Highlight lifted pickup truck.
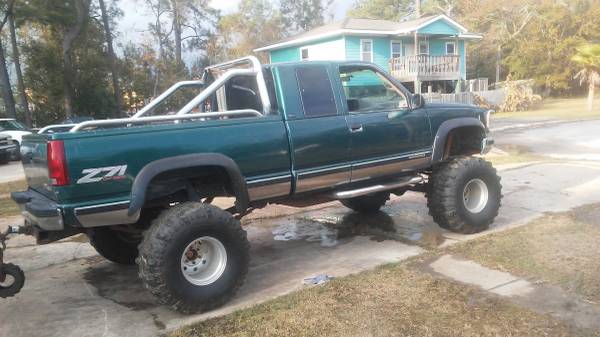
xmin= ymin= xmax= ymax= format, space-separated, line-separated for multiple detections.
xmin=1 ymin=56 xmax=501 ymax=312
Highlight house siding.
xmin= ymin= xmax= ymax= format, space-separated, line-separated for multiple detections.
xmin=270 ymin=47 xmax=300 ymax=63
xmin=269 ymin=37 xmax=345 ymax=63
xmin=418 ymin=20 xmax=460 ymax=35
xmin=345 ymin=36 xmax=390 ymax=71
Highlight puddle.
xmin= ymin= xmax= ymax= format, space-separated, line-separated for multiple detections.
xmin=272 ymin=205 xmax=445 ymax=248
xmin=82 ymin=261 xmax=158 ymax=311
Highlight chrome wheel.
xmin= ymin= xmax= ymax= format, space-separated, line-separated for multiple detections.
xmin=463 ymin=178 xmax=489 ymax=213
xmin=180 ymin=236 xmax=227 ymax=286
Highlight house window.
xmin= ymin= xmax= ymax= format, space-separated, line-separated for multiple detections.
xmin=360 ymin=39 xmax=373 ymax=62
xmin=418 ymin=41 xmax=429 ymax=55
xmin=300 ymin=47 xmax=309 ymax=61
xmin=446 ymin=42 xmax=456 ymax=55
xmin=391 ymin=41 xmax=402 ymax=59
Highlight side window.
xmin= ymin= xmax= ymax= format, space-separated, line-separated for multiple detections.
xmin=339 ymin=66 xmax=408 ymax=114
xmin=296 ymin=66 xmax=337 ymax=118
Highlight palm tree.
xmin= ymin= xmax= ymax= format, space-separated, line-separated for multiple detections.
xmin=572 ymin=44 xmax=600 ymax=112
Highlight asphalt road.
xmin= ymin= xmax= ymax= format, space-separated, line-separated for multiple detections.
xmin=1 ymin=119 xmax=600 ymax=337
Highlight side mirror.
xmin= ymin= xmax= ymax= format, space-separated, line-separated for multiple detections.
xmin=412 ymin=94 xmax=425 ymax=109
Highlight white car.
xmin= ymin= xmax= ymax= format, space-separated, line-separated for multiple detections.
xmin=0 ymin=118 xmax=32 ymax=160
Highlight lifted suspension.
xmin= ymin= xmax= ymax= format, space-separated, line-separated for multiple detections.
xmin=0 ymin=225 xmax=27 ymax=298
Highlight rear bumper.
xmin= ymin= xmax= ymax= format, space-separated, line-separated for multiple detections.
xmin=11 ymin=190 xmax=63 ymax=231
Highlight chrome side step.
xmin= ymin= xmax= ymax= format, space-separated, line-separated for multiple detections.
xmin=332 ymin=176 xmax=424 ymax=199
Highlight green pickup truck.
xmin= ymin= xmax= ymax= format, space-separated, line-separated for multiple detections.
xmin=1 ymin=56 xmax=501 ymax=313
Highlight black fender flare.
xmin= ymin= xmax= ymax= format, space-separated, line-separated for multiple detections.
xmin=431 ymin=117 xmax=486 ymax=162
xmin=128 ymin=153 xmax=249 ymax=215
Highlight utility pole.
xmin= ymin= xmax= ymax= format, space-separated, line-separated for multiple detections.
xmin=415 ymin=0 xmax=421 ymax=18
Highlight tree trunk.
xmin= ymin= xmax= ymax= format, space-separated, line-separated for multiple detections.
xmin=98 ymin=0 xmax=124 ymax=117
xmin=588 ymin=82 xmax=595 ymax=112
xmin=8 ymin=13 xmax=31 ymax=127
xmin=495 ymin=45 xmax=501 ymax=85
xmin=171 ymin=0 xmax=183 ymax=72
xmin=0 ymin=40 xmax=16 ymax=119
xmin=61 ymin=0 xmax=91 ymax=118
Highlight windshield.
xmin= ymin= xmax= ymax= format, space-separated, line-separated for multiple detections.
xmin=0 ymin=120 xmax=27 ymax=131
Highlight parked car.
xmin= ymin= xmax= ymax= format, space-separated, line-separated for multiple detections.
xmin=2 ymin=57 xmax=500 ymax=313
xmin=0 ymin=118 xmax=32 ymax=160
xmin=0 ymin=134 xmax=17 ymax=164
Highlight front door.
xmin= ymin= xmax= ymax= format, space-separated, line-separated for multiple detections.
xmin=284 ymin=64 xmax=352 ymax=193
xmin=335 ymin=64 xmax=432 ymax=183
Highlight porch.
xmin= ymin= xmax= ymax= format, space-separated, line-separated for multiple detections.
xmin=389 ymin=55 xmax=461 ymax=82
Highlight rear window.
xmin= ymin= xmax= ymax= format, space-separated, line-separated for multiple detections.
xmin=295 ymin=66 xmax=337 ymax=118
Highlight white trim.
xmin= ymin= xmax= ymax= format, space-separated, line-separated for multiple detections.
xmin=300 ymin=46 xmax=309 ymax=61
xmin=445 ymin=41 xmax=457 ymax=55
xmin=359 ymin=39 xmax=374 ymax=62
xmin=254 ymin=15 xmax=477 ymax=52
xmin=390 ymin=40 xmax=403 ymax=59
xmin=418 ymin=40 xmax=429 ymax=55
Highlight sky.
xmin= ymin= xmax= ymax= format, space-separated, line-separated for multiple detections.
xmin=117 ymin=0 xmax=355 ymax=47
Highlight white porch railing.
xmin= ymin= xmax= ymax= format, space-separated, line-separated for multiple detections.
xmin=390 ymin=55 xmax=460 ymax=81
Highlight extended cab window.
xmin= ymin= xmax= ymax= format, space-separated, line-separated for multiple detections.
xmin=296 ymin=66 xmax=337 ymax=117
xmin=339 ymin=66 xmax=408 ymax=114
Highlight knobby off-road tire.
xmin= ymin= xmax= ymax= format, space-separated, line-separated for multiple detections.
xmin=137 ymin=202 xmax=250 ymax=314
xmin=0 ymin=263 xmax=25 ymax=298
xmin=427 ymin=157 xmax=502 ymax=234
xmin=340 ymin=192 xmax=390 ymax=213
xmin=88 ymin=227 xmax=142 ymax=265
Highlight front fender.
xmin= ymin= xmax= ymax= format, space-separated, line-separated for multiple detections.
xmin=431 ymin=118 xmax=486 ymax=162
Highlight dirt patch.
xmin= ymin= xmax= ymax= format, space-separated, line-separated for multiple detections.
xmin=484 ymin=144 xmax=550 ymax=166
xmin=171 ymin=262 xmax=587 ymax=337
xmin=447 ymin=203 xmax=600 ymax=304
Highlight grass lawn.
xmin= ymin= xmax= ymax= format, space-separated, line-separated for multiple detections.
xmin=0 ymin=180 xmax=26 ymax=218
xmin=494 ymin=97 xmax=600 ymax=120
xmin=172 ymin=262 xmax=586 ymax=337
xmin=448 ymin=204 xmax=600 ymax=304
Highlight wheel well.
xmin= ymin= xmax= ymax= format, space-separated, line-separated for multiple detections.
xmin=442 ymin=126 xmax=485 ymax=160
xmin=143 ymin=166 xmax=234 ymax=209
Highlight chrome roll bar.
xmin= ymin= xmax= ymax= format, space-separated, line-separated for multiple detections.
xmin=38 ymin=124 xmax=78 ymax=134
xmin=62 ymin=56 xmax=270 ymax=133
xmin=69 ymin=109 xmax=261 ymax=132
xmin=132 ymin=80 xmax=205 ymax=118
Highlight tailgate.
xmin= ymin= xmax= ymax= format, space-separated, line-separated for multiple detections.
xmin=20 ymin=133 xmax=55 ymax=200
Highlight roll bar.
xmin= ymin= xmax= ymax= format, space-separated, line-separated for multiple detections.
xmin=61 ymin=56 xmax=270 ymax=133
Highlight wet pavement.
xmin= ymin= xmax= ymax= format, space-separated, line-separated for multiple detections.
xmin=1 ymin=120 xmax=600 ymax=336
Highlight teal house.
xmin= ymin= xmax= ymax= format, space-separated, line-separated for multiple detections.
xmin=255 ymin=14 xmax=482 ymax=94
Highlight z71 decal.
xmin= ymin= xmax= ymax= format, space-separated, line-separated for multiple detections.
xmin=77 ymin=165 xmax=128 ymax=184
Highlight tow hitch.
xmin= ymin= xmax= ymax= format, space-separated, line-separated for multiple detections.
xmin=0 ymin=225 xmax=27 ymax=298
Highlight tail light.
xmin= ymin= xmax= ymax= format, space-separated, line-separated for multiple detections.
xmin=47 ymin=140 xmax=69 ymax=186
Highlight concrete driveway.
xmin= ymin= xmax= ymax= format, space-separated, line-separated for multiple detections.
xmin=1 ymin=120 xmax=599 ymax=337
xmin=0 ymin=161 xmax=24 ymax=183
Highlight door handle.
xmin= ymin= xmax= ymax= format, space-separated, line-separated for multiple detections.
xmin=350 ymin=124 xmax=363 ymax=133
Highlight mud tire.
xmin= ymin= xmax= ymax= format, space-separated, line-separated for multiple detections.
xmin=0 ymin=263 xmax=25 ymax=298
xmin=137 ymin=202 xmax=250 ymax=314
xmin=340 ymin=192 xmax=390 ymax=213
xmin=427 ymin=157 xmax=502 ymax=234
xmin=88 ymin=227 xmax=141 ymax=265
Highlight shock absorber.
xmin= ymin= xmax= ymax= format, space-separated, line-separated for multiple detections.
xmin=0 ymin=226 xmax=26 ymax=298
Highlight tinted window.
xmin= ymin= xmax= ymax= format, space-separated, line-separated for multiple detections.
xmin=296 ymin=66 xmax=337 ymax=118
xmin=339 ymin=66 xmax=408 ymax=114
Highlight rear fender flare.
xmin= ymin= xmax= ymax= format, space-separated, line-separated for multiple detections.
xmin=128 ymin=153 xmax=249 ymax=215
xmin=431 ymin=118 xmax=486 ymax=162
